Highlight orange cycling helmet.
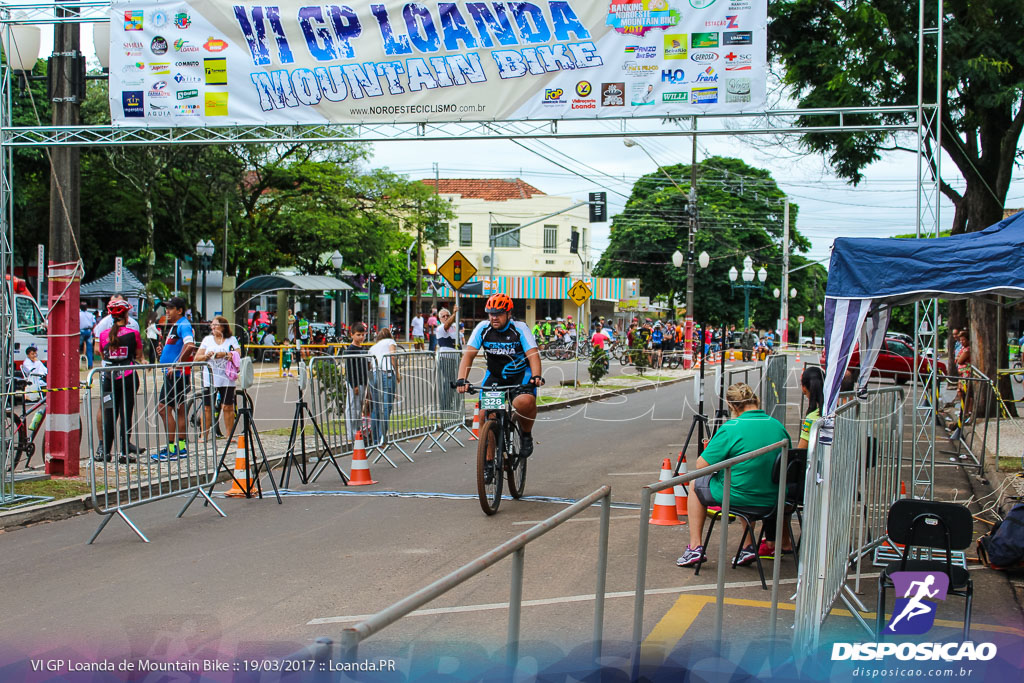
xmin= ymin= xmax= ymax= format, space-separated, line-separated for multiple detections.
xmin=485 ymin=293 xmax=514 ymax=314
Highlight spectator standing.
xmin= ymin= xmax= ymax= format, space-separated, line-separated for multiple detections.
xmin=427 ymin=308 xmax=439 ymax=351
xmin=97 ymin=300 xmax=143 ymax=464
xmin=145 ymin=314 xmax=159 ymax=364
xmin=435 ymin=306 xmax=459 ymax=349
xmin=342 ymin=323 xmax=370 ymax=439
xmin=677 ymin=384 xmax=791 ymax=567
xmin=155 ymin=297 xmax=197 ymax=461
xmin=194 ymin=315 xmax=240 ymax=439
xmin=740 ymin=327 xmax=757 ymax=362
xmin=93 ymin=295 xmax=142 ymax=454
xmin=368 ymin=328 xmax=401 ymax=447
xmin=541 ymin=317 xmax=553 ymax=341
xmin=650 ymin=322 xmax=664 ymax=369
xmin=411 ymin=311 xmax=425 ymax=350
xmin=79 ymin=301 xmax=96 ymax=369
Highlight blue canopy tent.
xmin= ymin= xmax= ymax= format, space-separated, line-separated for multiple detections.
xmin=821 ymin=210 xmax=1024 ymax=435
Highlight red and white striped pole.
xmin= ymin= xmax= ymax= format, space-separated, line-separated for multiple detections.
xmin=44 ymin=261 xmax=82 ymax=477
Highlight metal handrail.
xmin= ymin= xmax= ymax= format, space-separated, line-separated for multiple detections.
xmin=631 ymin=439 xmax=790 ymax=663
xmin=337 ymin=486 xmax=613 ymax=669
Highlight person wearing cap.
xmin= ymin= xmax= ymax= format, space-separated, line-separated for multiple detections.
xmin=97 ymin=299 xmax=144 ymax=464
xmin=541 ymin=317 xmax=552 ymax=340
xmin=93 ymin=295 xmax=142 ymax=454
xmin=155 ymin=296 xmax=197 ymax=461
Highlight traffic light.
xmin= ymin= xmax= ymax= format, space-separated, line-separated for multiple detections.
xmin=588 ymin=191 xmax=607 ymax=223
xmin=570 ymin=230 xmax=580 ymax=254
xmin=453 ymin=259 xmax=462 ymax=281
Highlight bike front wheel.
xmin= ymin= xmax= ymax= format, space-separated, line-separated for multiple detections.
xmin=476 ymin=419 xmax=503 ymax=515
xmin=506 ymin=422 xmax=527 ymax=499
xmin=1013 ymin=360 xmax=1023 ymax=384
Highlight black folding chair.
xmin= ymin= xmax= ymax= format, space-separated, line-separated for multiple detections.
xmin=876 ymin=499 xmax=973 ymax=641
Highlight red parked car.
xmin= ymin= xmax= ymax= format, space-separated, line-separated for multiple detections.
xmin=821 ymin=337 xmax=947 ymax=384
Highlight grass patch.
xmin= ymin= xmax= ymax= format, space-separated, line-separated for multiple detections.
xmin=15 ymin=478 xmax=96 ymax=500
xmin=619 ymin=374 xmax=676 ymax=382
xmin=997 ymin=456 xmax=1024 ymax=472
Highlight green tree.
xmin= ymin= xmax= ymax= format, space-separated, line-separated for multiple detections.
xmin=770 ymin=0 xmax=1024 ymax=401
xmin=595 ymin=157 xmax=824 ymax=331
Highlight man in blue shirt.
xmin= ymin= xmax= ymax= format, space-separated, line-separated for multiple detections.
xmin=156 ymin=297 xmax=197 ymax=460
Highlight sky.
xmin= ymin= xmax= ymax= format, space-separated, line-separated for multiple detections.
xmin=367 ymin=127 xmax=1024 ymax=276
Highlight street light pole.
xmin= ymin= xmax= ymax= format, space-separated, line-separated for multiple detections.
xmin=331 ymin=250 xmax=344 ymax=337
xmin=729 ymin=257 xmax=767 ymax=330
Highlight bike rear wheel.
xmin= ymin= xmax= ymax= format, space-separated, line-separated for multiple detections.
xmin=476 ymin=419 xmax=503 ymax=515
xmin=506 ymin=421 xmax=527 ymax=499
xmin=4 ymin=411 xmax=29 ymax=471
xmin=1013 ymin=360 xmax=1023 ymax=383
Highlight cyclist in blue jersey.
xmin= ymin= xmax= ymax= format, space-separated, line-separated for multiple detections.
xmin=456 ymin=293 xmax=544 ymax=457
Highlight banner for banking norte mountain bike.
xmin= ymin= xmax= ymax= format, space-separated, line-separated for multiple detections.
xmin=109 ymin=1 xmax=766 ymax=126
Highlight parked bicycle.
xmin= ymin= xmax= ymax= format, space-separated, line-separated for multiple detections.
xmin=453 ymin=381 xmax=529 ymax=515
xmin=4 ymin=375 xmax=47 ymax=472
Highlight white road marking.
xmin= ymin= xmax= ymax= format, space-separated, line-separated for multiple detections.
xmin=511 ymin=514 xmax=640 ymax=526
xmin=306 ymin=578 xmax=800 ymax=625
xmin=606 ymin=472 xmax=659 ymax=476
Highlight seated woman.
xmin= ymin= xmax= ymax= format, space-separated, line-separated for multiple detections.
xmin=677 ymin=383 xmax=791 ymax=568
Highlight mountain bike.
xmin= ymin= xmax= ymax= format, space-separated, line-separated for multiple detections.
xmin=454 ymin=382 xmax=529 ymax=515
xmin=4 ymin=376 xmax=47 ymax=472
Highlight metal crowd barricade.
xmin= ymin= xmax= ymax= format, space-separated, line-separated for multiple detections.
xmin=435 ymin=348 xmax=468 ymax=446
xmin=334 ymin=487 xmax=612 ymax=670
xmin=792 ymin=386 xmax=904 ymax=656
xmin=762 ymin=353 xmax=788 ymax=424
xmin=726 ymin=363 xmax=763 ymax=392
xmin=631 ymin=439 xmax=790 ymax=670
xmin=370 ymin=350 xmax=443 ymax=467
xmin=83 ymin=361 xmax=224 ymax=543
xmin=939 ymin=365 xmax=993 ymax=471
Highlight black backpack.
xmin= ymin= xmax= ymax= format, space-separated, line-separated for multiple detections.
xmin=978 ymin=502 xmax=1024 ymax=569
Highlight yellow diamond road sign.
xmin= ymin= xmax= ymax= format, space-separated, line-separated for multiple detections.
xmin=438 ymin=251 xmax=477 ymax=291
xmin=569 ymin=280 xmax=592 ymax=306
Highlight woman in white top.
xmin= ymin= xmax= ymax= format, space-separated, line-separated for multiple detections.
xmin=145 ymin=313 xmax=159 ymax=364
xmin=194 ymin=315 xmax=240 ymax=437
xmin=367 ymin=328 xmax=401 ymax=446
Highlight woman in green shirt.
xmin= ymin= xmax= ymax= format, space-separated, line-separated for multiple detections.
xmin=677 ymin=383 xmax=791 ymax=568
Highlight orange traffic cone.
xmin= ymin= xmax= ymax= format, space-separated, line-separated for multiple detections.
xmin=470 ymin=402 xmax=481 ymax=441
xmin=348 ymin=430 xmax=378 ymax=486
xmin=900 ymin=481 xmax=907 ymax=496
xmin=675 ymin=454 xmax=689 ymax=516
xmin=224 ymin=435 xmax=251 ymax=497
xmin=650 ymin=458 xmax=683 ymax=526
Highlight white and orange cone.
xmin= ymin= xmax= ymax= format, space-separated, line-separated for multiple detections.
xmin=348 ymin=430 xmax=378 ymax=486
xmin=470 ymin=402 xmax=481 ymax=441
xmin=650 ymin=458 xmax=683 ymax=526
xmin=674 ymin=453 xmax=689 ymax=517
xmin=224 ymin=435 xmax=251 ymax=497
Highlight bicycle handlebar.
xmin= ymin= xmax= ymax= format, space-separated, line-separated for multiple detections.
xmin=450 ymin=381 xmax=530 ymax=395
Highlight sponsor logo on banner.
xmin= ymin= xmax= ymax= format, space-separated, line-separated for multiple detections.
xmin=571 ymin=98 xmax=595 ymax=110
xmin=729 ymin=1 xmax=753 ymax=9
xmin=149 ymin=63 xmax=170 ymax=75
xmin=205 ymin=92 xmax=229 ymax=116
xmin=174 ymin=12 xmax=192 ymax=30
xmin=692 ymin=87 xmax=718 ymax=104
xmin=725 ymin=78 xmax=750 ymax=102
xmin=121 ymin=78 xmax=145 ymax=87
xmin=695 ymin=66 xmax=719 ymax=83
xmin=203 ymin=37 xmax=229 ymax=52
xmin=174 ymin=60 xmax=201 ymax=68
xmin=176 ymin=89 xmax=199 ymax=100
xmin=151 ymin=10 xmax=169 ymax=29
xmin=174 ymin=103 xmax=201 ymax=116
xmin=121 ymin=62 xmax=145 ymax=73
xmin=664 ymin=34 xmax=687 ymax=59
xmin=174 ymin=39 xmax=199 ymax=53
xmin=174 ymin=72 xmax=201 ymax=84
xmin=662 ymin=91 xmax=688 ymax=102
xmin=204 ymin=58 xmax=227 ymax=85
xmin=691 ymin=51 xmax=719 ymax=64
xmin=601 ymin=82 xmax=624 ymax=106
xmin=575 ymin=81 xmax=592 ymax=97
xmin=622 ymin=61 xmax=659 ymax=78
xmin=690 ymin=0 xmax=718 ymax=8
xmin=691 ymin=32 xmax=719 ymax=48
xmin=661 ymin=68 xmax=686 ymax=84
xmin=150 ymin=36 xmax=168 ymax=55
xmin=705 ymin=16 xmax=740 ymax=29
xmin=122 ymin=91 xmax=144 ymax=117
xmin=630 ymin=82 xmax=656 ymax=106
xmin=148 ymin=101 xmax=169 ymax=110
xmin=148 ymin=89 xmax=170 ymax=99
xmin=124 ymin=11 xmax=143 ymax=31
xmin=607 ymin=1 xmax=681 ymax=37
xmin=122 ymin=41 xmax=144 ymax=56
xmin=543 ymin=88 xmax=565 ymax=105
xmin=151 ymin=80 xmax=168 ymax=91
xmin=724 ymin=31 xmax=753 ymax=45
xmin=625 ymin=45 xmax=658 ymax=60
xmin=725 ymin=51 xmax=752 ymax=70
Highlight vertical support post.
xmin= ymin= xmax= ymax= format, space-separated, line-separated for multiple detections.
xmin=45 ymin=11 xmax=83 ymax=477
xmin=780 ymin=199 xmax=790 ymax=347
xmin=683 ymin=117 xmax=698 ymax=369
xmin=593 ymin=492 xmax=610 ymax=660
xmin=715 ymin=467 xmax=731 ymax=646
xmin=507 ymin=547 xmax=525 ymax=672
